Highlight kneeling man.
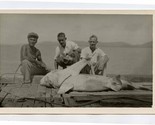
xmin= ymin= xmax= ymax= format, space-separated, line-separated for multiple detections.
xmin=54 ymin=32 xmax=81 ymax=69
xmin=80 ymin=35 xmax=109 ymax=76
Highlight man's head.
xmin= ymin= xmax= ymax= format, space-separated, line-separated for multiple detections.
xmin=88 ymin=35 xmax=98 ymax=50
xmin=57 ymin=32 xmax=67 ymax=48
xmin=27 ymin=32 xmax=39 ymax=47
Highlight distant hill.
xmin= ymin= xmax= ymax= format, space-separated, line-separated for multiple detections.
xmin=73 ymin=41 xmax=132 ymax=47
xmin=136 ymin=41 xmax=152 ymax=48
xmin=99 ymin=41 xmax=132 ymax=47
xmin=1 ymin=41 xmax=152 ymax=48
xmin=75 ymin=41 xmax=152 ymax=48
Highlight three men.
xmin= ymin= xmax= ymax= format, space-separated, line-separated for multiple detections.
xmin=80 ymin=35 xmax=109 ymax=76
xmin=54 ymin=32 xmax=81 ymax=69
xmin=20 ymin=32 xmax=49 ymax=83
xmin=20 ymin=32 xmax=109 ymax=84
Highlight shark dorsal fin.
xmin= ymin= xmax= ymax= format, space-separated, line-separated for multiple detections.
xmin=58 ymin=59 xmax=88 ymax=85
xmin=57 ymin=81 xmax=74 ymax=94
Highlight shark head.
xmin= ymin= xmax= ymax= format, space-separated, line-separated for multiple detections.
xmin=108 ymin=75 xmax=122 ymax=91
xmin=40 ymin=70 xmax=60 ymax=88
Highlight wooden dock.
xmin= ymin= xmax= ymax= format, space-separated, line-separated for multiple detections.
xmin=0 ymin=74 xmax=153 ymax=107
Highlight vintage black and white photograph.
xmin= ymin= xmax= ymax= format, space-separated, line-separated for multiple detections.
xmin=0 ymin=12 xmax=153 ymax=109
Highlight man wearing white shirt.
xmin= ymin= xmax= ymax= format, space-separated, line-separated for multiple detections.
xmin=80 ymin=35 xmax=109 ymax=75
xmin=54 ymin=32 xmax=81 ymax=69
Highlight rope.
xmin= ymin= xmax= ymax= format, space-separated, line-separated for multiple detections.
xmin=13 ymin=64 xmax=21 ymax=83
xmin=0 ymin=64 xmax=22 ymax=84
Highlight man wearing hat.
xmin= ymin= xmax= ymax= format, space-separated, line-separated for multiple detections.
xmin=20 ymin=32 xmax=49 ymax=84
xmin=54 ymin=32 xmax=81 ymax=69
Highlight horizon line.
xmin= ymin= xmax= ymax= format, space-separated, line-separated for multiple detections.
xmin=0 ymin=40 xmax=152 ymax=46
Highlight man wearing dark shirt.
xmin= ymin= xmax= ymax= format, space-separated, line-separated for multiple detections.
xmin=20 ymin=32 xmax=49 ymax=83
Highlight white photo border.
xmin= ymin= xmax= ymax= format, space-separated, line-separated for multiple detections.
xmin=0 ymin=10 xmax=154 ymax=114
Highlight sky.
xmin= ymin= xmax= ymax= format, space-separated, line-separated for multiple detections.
xmin=0 ymin=14 xmax=153 ymax=45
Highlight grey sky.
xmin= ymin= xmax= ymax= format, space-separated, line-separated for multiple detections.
xmin=0 ymin=14 xmax=152 ymax=45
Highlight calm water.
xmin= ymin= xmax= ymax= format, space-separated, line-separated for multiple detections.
xmin=0 ymin=42 xmax=152 ymax=76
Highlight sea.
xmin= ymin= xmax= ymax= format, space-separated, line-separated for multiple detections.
xmin=0 ymin=42 xmax=152 ymax=76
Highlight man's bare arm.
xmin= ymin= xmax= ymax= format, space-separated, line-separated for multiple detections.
xmin=20 ymin=45 xmax=37 ymax=64
xmin=102 ymin=55 xmax=109 ymax=65
xmin=36 ymin=51 xmax=48 ymax=68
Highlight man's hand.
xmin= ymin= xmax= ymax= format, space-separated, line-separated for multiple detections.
xmin=88 ymin=60 xmax=96 ymax=67
xmin=85 ymin=57 xmax=91 ymax=61
xmin=63 ymin=55 xmax=73 ymax=64
xmin=67 ymin=50 xmax=74 ymax=57
xmin=36 ymin=60 xmax=46 ymax=68
xmin=65 ymin=55 xmax=73 ymax=61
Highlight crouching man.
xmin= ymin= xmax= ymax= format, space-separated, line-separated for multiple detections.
xmin=20 ymin=32 xmax=49 ymax=84
xmin=54 ymin=32 xmax=81 ymax=69
xmin=80 ymin=35 xmax=109 ymax=76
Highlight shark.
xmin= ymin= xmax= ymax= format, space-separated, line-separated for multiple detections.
xmin=40 ymin=59 xmax=151 ymax=94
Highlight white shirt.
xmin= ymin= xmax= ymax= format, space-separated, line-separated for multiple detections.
xmin=54 ymin=41 xmax=79 ymax=60
xmin=81 ymin=47 xmax=106 ymax=64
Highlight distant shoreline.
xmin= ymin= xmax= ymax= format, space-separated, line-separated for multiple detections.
xmin=0 ymin=41 xmax=152 ymax=48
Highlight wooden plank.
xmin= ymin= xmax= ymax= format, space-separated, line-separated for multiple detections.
xmin=0 ymin=74 xmax=43 ymax=85
xmin=2 ymin=83 xmax=23 ymax=95
xmin=0 ymin=84 xmax=8 ymax=103
xmin=51 ymin=88 xmax=64 ymax=107
xmin=69 ymin=90 xmax=152 ymax=96
xmin=0 ymin=83 xmax=7 ymax=90
xmin=45 ymin=88 xmax=52 ymax=107
xmin=21 ymin=84 xmax=35 ymax=107
xmin=0 ymin=74 xmax=23 ymax=84
xmin=34 ymin=94 xmax=46 ymax=107
xmin=37 ymin=84 xmax=47 ymax=94
xmin=27 ymin=83 xmax=39 ymax=98
xmin=16 ymin=83 xmax=37 ymax=107
xmin=52 ymin=94 xmax=64 ymax=107
xmin=2 ymin=84 xmax=14 ymax=94
xmin=17 ymin=83 xmax=45 ymax=107
xmin=0 ymin=91 xmax=9 ymax=107
xmin=34 ymin=84 xmax=46 ymax=107
xmin=22 ymin=98 xmax=35 ymax=107
xmin=63 ymin=94 xmax=77 ymax=107
xmin=31 ymin=75 xmax=43 ymax=84
xmin=99 ymin=96 xmax=152 ymax=107
xmin=12 ymin=84 xmax=30 ymax=98
xmin=1 ymin=93 xmax=16 ymax=107
xmin=0 ymin=83 xmax=24 ymax=107
xmin=8 ymin=83 xmax=25 ymax=107
xmin=14 ymin=96 xmax=24 ymax=107
xmin=63 ymin=94 xmax=70 ymax=106
xmin=61 ymin=86 xmax=153 ymax=107
xmin=0 ymin=83 xmax=17 ymax=107
xmin=51 ymin=88 xmax=58 ymax=99
xmin=73 ymin=94 xmax=152 ymax=102
xmin=67 ymin=93 xmax=152 ymax=107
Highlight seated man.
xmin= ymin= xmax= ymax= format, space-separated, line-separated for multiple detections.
xmin=20 ymin=32 xmax=49 ymax=84
xmin=80 ymin=35 xmax=109 ymax=76
xmin=54 ymin=32 xmax=81 ymax=69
